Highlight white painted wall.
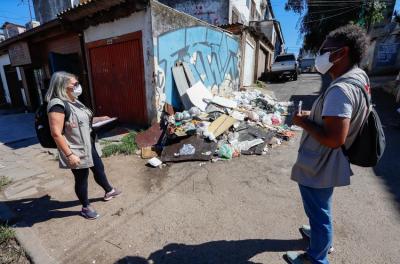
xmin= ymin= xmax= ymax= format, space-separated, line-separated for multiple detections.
xmin=243 ymin=40 xmax=255 ymax=86
xmin=229 ymin=0 xmax=264 ymax=25
xmin=0 ymin=54 xmax=11 ymax=104
xmin=84 ymin=10 xmax=155 ymax=123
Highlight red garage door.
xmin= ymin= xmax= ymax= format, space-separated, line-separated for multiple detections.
xmin=87 ymin=31 xmax=147 ymax=125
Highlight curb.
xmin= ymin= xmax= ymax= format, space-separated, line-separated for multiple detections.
xmin=0 ymin=201 xmax=58 ymax=264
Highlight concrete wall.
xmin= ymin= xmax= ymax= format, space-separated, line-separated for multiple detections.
xmin=158 ymin=0 xmax=229 ymax=25
xmin=229 ymin=0 xmax=264 ymax=24
xmin=84 ymin=10 xmax=156 ymax=123
xmin=152 ymin=2 xmax=241 ymax=113
xmin=158 ymin=0 xmax=265 ymax=26
xmin=0 ymin=54 xmax=11 ymax=104
xmin=33 ymin=0 xmax=75 ymax=24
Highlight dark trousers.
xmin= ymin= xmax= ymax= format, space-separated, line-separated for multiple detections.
xmin=71 ymin=146 xmax=113 ymax=207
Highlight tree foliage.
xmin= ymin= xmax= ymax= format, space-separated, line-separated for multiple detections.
xmin=285 ymin=0 xmax=389 ymax=51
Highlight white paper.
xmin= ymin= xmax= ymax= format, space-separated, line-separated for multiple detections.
xmin=212 ymin=96 xmax=238 ymax=109
xmin=186 ymin=81 xmax=214 ymax=112
xmin=148 ymin=157 xmax=162 ymax=167
xmin=92 ymin=117 xmax=118 ymax=128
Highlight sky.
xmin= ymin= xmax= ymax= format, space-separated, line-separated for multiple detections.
xmin=0 ymin=0 xmax=399 ymax=54
xmin=0 ymin=0 xmax=35 ymax=27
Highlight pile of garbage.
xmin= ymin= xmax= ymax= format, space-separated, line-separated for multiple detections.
xmin=137 ymin=81 xmax=301 ymax=167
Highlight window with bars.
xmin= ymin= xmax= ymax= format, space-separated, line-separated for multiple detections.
xmin=251 ymin=0 xmax=256 ymax=20
xmin=232 ymin=10 xmax=239 ymax=24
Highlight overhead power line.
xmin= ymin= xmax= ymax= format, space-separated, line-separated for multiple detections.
xmin=303 ymin=6 xmax=360 ymax=23
xmin=306 ymin=5 xmax=360 ymax=14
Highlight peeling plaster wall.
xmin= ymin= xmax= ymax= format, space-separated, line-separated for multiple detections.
xmin=158 ymin=0 xmax=229 ymax=25
xmin=229 ymin=0 xmax=264 ymax=25
xmin=152 ymin=2 xmax=241 ymax=114
xmin=83 ymin=10 xmax=156 ymax=124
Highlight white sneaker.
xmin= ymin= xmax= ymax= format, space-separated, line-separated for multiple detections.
xmin=300 ymin=225 xmax=335 ymax=254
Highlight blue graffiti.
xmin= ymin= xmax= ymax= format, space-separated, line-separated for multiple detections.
xmin=155 ymin=26 xmax=240 ymax=108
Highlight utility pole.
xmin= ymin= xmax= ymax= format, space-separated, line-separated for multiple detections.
xmin=27 ymin=0 xmax=33 ymax=22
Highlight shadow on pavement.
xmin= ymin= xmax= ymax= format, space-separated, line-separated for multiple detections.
xmin=371 ymin=89 xmax=400 ymax=214
xmin=115 ymin=238 xmax=307 ymax=264
xmin=4 ymin=137 xmax=39 ymax=149
xmin=2 ymin=195 xmax=104 ymax=226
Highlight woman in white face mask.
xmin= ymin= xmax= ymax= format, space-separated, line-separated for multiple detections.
xmin=45 ymin=71 xmax=121 ymax=220
xmin=286 ymin=25 xmax=370 ymax=264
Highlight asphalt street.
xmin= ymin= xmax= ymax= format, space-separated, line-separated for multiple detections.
xmin=0 ymin=74 xmax=399 ymax=264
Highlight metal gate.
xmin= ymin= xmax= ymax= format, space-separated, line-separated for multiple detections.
xmin=87 ymin=31 xmax=147 ymax=125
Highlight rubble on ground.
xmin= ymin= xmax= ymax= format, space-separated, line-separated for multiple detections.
xmin=139 ymin=81 xmax=301 ymax=168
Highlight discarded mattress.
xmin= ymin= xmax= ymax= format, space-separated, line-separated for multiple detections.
xmin=161 ymin=136 xmax=217 ymax=162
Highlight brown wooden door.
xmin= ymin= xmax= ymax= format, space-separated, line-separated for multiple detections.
xmin=3 ymin=65 xmax=24 ymax=108
xmin=87 ymin=31 xmax=147 ymax=125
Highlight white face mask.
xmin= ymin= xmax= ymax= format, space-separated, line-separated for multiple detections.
xmin=315 ymin=52 xmax=333 ymax=74
xmin=315 ymin=48 xmax=344 ymax=74
xmin=72 ymin=84 xmax=82 ymax=98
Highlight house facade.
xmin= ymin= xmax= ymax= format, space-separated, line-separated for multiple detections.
xmin=1 ymin=23 xmax=26 ymax=40
xmin=0 ymin=0 xmax=240 ymax=125
xmin=0 ymin=19 xmax=90 ymax=111
xmin=158 ymin=0 xmax=283 ymax=87
xmin=60 ymin=0 xmax=241 ymax=124
xmin=158 ymin=0 xmax=268 ymax=26
xmin=0 ymin=0 xmax=285 ymax=126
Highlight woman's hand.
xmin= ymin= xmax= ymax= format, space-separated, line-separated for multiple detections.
xmin=67 ymin=154 xmax=81 ymax=168
xmin=292 ymin=112 xmax=309 ymax=128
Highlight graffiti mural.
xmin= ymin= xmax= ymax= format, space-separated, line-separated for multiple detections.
xmin=154 ymin=26 xmax=240 ymax=111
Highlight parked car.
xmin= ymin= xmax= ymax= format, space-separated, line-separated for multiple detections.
xmin=270 ymin=53 xmax=298 ymax=81
xmin=299 ymin=58 xmax=316 ymax=73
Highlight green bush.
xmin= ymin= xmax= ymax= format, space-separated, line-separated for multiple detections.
xmin=102 ymin=132 xmax=137 ymax=157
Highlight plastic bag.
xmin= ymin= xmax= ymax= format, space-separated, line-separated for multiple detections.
xmin=189 ymin=107 xmax=201 ymax=117
xmin=218 ymin=144 xmax=234 ymax=159
xmin=179 ymin=144 xmax=196 ymax=156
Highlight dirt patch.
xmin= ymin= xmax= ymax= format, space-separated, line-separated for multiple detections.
xmin=141 ymin=164 xmax=170 ymax=193
xmin=0 ymin=226 xmax=31 ymax=264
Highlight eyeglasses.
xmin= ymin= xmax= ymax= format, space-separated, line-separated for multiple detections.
xmin=318 ymin=47 xmax=342 ymax=56
xmin=69 ymin=82 xmax=80 ymax=88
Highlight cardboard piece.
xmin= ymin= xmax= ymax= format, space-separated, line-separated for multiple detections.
xmin=141 ymin=146 xmax=158 ymax=159
xmin=208 ymin=114 xmax=236 ymax=138
xmin=186 ymin=81 xmax=213 ymax=112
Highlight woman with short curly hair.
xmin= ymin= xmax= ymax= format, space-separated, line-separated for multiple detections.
xmin=286 ymin=24 xmax=370 ymax=264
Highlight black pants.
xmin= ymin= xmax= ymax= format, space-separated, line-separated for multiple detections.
xmin=71 ymin=145 xmax=113 ymax=207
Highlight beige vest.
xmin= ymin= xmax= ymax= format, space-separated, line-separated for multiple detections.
xmin=47 ymin=98 xmax=94 ymax=169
